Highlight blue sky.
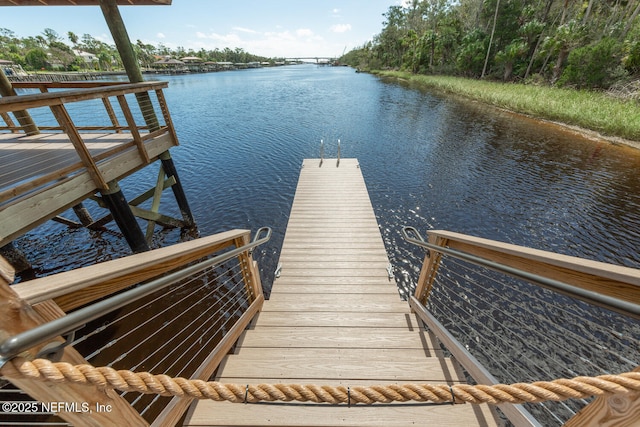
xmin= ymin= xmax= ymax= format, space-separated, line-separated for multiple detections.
xmin=1 ymin=1 xmax=407 ymax=58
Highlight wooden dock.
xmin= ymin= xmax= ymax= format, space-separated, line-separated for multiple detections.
xmin=184 ymin=159 xmax=499 ymax=426
xmin=0 ymin=81 xmax=194 ymax=252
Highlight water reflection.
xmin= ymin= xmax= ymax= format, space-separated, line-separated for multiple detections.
xmin=11 ymin=64 xmax=640 ymax=425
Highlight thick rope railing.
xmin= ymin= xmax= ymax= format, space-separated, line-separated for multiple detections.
xmin=2 ymin=358 xmax=639 ymax=406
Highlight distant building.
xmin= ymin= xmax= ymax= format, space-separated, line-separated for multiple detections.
xmin=73 ymin=50 xmax=98 ymax=67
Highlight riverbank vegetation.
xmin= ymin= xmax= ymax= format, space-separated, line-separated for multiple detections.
xmin=375 ymin=71 xmax=640 ymax=141
xmin=341 ymin=0 xmax=640 ymax=142
xmin=342 ymin=0 xmax=640 ymax=91
xmin=0 ymin=28 xmax=271 ymax=72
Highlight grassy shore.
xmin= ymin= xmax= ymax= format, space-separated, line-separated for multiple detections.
xmin=373 ymin=70 xmax=640 ymax=144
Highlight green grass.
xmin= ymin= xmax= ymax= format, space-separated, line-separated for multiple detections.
xmin=373 ymin=70 xmax=640 ymax=142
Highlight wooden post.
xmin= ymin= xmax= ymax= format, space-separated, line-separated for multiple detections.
xmin=0 ymin=69 xmax=39 ymax=135
xmin=100 ymin=181 xmax=150 ymax=253
xmin=413 ymin=235 xmax=449 ymax=306
xmin=72 ymin=203 xmax=94 ymax=227
xmin=234 ymin=234 xmax=256 ymax=301
xmin=100 ymin=0 xmax=196 ymax=230
xmin=564 ymin=366 xmax=640 ymax=427
xmin=0 ymin=242 xmax=30 ymax=274
xmin=159 ymin=151 xmax=195 ymax=227
xmin=99 ymin=0 xmax=159 ymax=130
xmin=0 ymin=256 xmax=148 ymax=426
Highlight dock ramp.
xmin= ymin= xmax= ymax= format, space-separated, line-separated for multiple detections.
xmin=184 ymin=159 xmax=499 ymax=426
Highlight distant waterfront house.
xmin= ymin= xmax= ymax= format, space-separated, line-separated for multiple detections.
xmin=180 ymin=56 xmax=205 ymax=72
xmin=152 ymin=58 xmax=187 ymax=73
xmin=73 ymin=49 xmax=98 ymax=68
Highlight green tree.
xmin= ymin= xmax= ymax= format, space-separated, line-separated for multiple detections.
xmin=24 ymin=47 xmax=47 ymax=70
xmin=559 ymin=37 xmax=627 ymax=88
xmin=495 ymin=40 xmax=528 ymax=80
xmin=67 ymin=31 xmax=79 ymax=47
xmin=456 ymin=29 xmax=488 ymax=76
xmin=550 ymin=20 xmax=586 ymax=83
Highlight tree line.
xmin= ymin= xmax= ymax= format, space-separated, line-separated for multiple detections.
xmin=0 ymin=28 xmax=271 ymax=72
xmin=342 ymin=0 xmax=640 ymax=89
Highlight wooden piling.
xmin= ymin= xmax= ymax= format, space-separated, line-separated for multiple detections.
xmin=100 ymin=0 xmax=195 ymax=230
xmin=160 ymin=152 xmax=195 ymax=227
xmin=101 ymin=181 xmax=150 ymax=253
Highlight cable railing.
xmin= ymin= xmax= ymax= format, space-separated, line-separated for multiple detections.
xmin=402 ymin=226 xmax=640 ymax=426
xmin=0 ymin=227 xmax=270 ymax=426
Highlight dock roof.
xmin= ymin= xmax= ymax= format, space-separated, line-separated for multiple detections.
xmin=0 ymin=0 xmax=170 ymax=5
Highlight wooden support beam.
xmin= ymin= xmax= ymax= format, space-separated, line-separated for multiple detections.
xmin=0 ymin=256 xmax=148 ymax=427
xmin=49 ymin=104 xmax=109 ymax=191
xmin=102 ymin=97 xmax=123 ymax=133
xmin=0 ymin=111 xmax=18 ymax=132
xmin=159 ymin=151 xmax=195 ymax=227
xmin=130 ymin=205 xmax=184 ymax=228
xmin=144 ymin=164 xmax=166 ymax=241
xmin=99 ymin=0 xmax=144 ymax=84
xmin=100 ymin=181 xmax=149 ymax=253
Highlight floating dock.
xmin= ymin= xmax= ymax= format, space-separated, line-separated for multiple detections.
xmin=184 ymin=159 xmax=499 ymax=426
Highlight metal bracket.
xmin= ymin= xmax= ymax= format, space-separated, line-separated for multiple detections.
xmin=35 ymin=331 xmax=76 ymax=361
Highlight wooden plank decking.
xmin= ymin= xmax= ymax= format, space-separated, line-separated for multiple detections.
xmin=0 ymin=131 xmax=175 ymax=245
xmin=183 ymin=159 xmax=499 ymax=426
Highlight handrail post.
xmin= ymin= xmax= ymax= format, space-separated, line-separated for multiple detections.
xmin=0 ymin=256 xmax=148 ymax=426
xmin=414 ymin=233 xmax=448 ymax=305
xmin=234 ymin=228 xmax=269 ymax=302
xmin=0 ymin=70 xmax=39 ymax=135
xmin=404 ymin=226 xmax=448 ymax=305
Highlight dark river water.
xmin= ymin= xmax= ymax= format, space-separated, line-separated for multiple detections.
xmin=18 ymin=64 xmax=640 ymax=285
xmin=12 ymin=64 xmax=640 ymax=425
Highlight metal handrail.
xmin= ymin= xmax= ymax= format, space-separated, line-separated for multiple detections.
xmin=402 ymin=226 xmax=640 ymax=319
xmin=0 ymin=227 xmax=271 ymax=367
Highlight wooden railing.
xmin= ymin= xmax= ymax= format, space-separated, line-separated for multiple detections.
xmin=0 ymin=81 xmax=175 ymax=196
xmin=1 ymin=228 xmax=267 ymax=426
xmin=412 ymin=229 xmax=640 ymax=314
xmin=404 ymin=228 xmax=640 ymax=427
xmin=0 ymin=81 xmax=180 ymax=246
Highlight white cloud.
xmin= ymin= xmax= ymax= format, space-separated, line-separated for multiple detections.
xmin=296 ymin=28 xmax=314 ymax=37
xmin=330 ymin=24 xmax=352 ymax=33
xmin=156 ymin=32 xmax=166 ymax=39
xmin=233 ymin=27 xmax=258 ymax=34
xmin=189 ymin=26 xmax=341 ymax=58
xmin=196 ymin=31 xmax=243 ymax=45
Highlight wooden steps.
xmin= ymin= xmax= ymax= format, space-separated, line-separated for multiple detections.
xmin=183 ymin=159 xmax=499 ymax=426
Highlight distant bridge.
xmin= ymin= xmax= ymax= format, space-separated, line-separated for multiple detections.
xmin=285 ymin=57 xmax=337 ymax=64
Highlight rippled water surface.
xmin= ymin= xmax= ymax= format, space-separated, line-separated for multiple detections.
xmin=19 ymin=65 xmax=640 ymax=289
xmin=13 ymin=64 xmax=640 ymax=425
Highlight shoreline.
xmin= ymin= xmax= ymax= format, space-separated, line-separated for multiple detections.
xmin=372 ymin=70 xmax=640 ymax=151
